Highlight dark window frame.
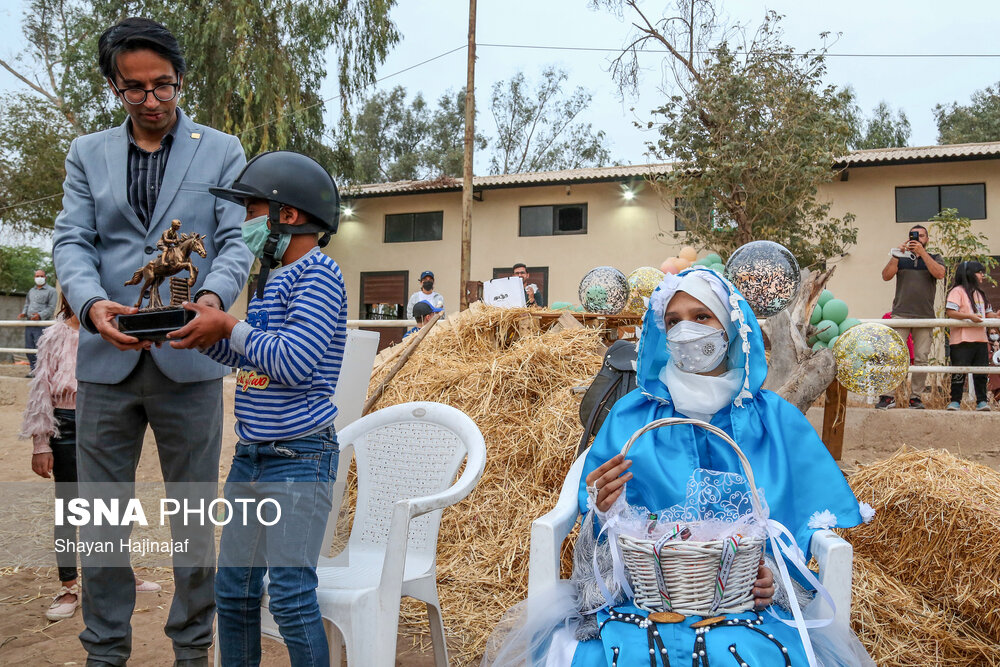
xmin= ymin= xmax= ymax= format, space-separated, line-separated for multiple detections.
xmin=894 ymin=183 xmax=987 ymax=223
xmin=518 ymin=203 xmax=588 ymax=237
xmin=383 ymin=210 xmax=444 ymax=243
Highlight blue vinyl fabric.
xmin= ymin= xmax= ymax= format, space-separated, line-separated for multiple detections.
xmin=571 ymin=268 xmax=863 ymax=667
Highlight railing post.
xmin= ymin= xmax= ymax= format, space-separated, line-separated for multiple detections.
xmin=822 ymin=379 xmax=848 ymax=460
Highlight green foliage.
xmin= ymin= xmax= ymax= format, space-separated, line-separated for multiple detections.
xmin=0 ymin=245 xmax=55 ymax=293
xmin=934 ymin=81 xmax=1000 ymax=144
xmin=488 ymin=66 xmax=611 ymax=174
xmin=928 ymin=208 xmax=998 ymax=306
xmin=598 ymin=2 xmax=857 ymax=267
xmin=842 ymin=94 xmax=911 ymax=149
xmin=335 ymin=86 xmax=485 ymax=184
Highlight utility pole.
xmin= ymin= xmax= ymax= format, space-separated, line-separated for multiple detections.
xmin=459 ymin=0 xmax=477 ymax=310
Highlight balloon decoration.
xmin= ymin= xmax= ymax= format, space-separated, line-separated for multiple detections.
xmin=578 ymin=266 xmax=629 ymax=314
xmin=626 ymin=266 xmax=666 ymax=315
xmin=809 ymin=290 xmax=860 ymax=350
xmin=679 ymin=246 xmax=698 ymax=262
xmin=723 ymin=241 xmax=801 ymax=317
xmin=834 ymin=323 xmax=909 ymax=396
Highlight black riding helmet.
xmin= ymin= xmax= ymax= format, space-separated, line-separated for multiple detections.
xmin=209 ymin=150 xmax=340 ymax=297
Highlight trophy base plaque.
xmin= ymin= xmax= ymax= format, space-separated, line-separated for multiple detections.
xmin=117 ymin=307 xmax=195 ymax=342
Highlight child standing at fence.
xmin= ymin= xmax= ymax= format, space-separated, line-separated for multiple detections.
xmin=168 ymin=150 xmax=346 ymax=667
xmin=19 ymin=297 xmax=160 ymax=621
xmin=946 ymin=261 xmax=996 ymax=411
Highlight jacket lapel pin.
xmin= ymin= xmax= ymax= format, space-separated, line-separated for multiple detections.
xmin=190 ymin=132 xmax=201 ymax=139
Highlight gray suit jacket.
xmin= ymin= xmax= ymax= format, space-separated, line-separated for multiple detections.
xmin=53 ymin=109 xmax=253 ymax=384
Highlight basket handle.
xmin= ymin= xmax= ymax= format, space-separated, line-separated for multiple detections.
xmin=618 ymin=417 xmax=766 ymax=522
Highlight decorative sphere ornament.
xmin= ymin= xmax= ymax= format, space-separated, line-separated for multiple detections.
xmin=834 ymin=323 xmax=909 ymax=396
xmin=817 ymin=289 xmax=834 ymax=307
xmin=578 ymin=266 xmax=629 ymax=314
xmin=816 ymin=320 xmax=839 ymax=343
xmin=710 ymin=263 xmax=726 ymax=274
xmin=812 ymin=340 xmax=826 ymax=352
xmin=723 ymin=241 xmax=801 ymax=318
xmin=810 ymin=305 xmax=823 ymax=325
xmin=675 ymin=257 xmax=692 ymax=270
xmin=704 ymin=253 xmax=723 ymax=265
xmin=840 ymin=317 xmax=861 ymax=333
xmin=626 ymin=267 xmax=665 ymax=314
xmin=679 ymin=246 xmax=698 ymax=262
xmin=822 ymin=298 xmax=849 ymax=324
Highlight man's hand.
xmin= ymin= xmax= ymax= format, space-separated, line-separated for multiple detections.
xmin=195 ymin=291 xmax=223 ymax=310
xmin=909 ymin=240 xmax=929 ymax=259
xmin=752 ymin=560 xmax=775 ymax=610
xmin=30 ymin=313 xmax=41 ymax=321
xmin=88 ymin=299 xmax=149 ymax=351
xmin=168 ymin=301 xmax=237 ymax=350
xmin=584 ymin=454 xmax=633 ymax=512
xmin=17 ymin=312 xmax=26 ymax=319
xmin=32 ymin=452 xmax=54 ymax=479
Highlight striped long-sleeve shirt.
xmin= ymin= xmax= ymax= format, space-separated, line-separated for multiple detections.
xmin=205 ymin=248 xmax=347 ymax=443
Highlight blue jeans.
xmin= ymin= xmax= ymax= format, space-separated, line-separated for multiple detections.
xmin=215 ymin=428 xmax=338 ymax=667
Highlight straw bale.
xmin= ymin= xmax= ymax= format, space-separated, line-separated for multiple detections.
xmin=851 ymin=554 xmax=1000 ymax=667
xmin=353 ymin=305 xmax=604 ymax=664
xmin=845 ymin=446 xmax=1000 ymax=641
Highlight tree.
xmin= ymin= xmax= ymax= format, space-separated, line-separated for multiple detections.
xmin=0 ymin=245 xmax=55 ymax=293
xmin=844 ymin=97 xmax=911 ymax=150
xmin=595 ymin=0 xmax=856 ymax=269
xmin=488 ymin=66 xmax=611 ymax=174
xmin=929 ymin=207 xmax=998 ymax=303
xmin=934 ymin=81 xmax=1000 ymax=144
xmin=0 ymin=0 xmax=399 ymax=234
xmin=335 ymin=86 xmax=484 ymax=184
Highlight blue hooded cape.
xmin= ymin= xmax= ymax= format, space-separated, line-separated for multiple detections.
xmin=571 ymin=268 xmax=863 ymax=666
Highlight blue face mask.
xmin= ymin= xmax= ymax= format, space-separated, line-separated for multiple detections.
xmin=241 ymin=214 xmax=290 ymax=260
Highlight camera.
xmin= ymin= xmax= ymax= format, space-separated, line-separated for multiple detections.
xmin=909 ymin=230 xmax=920 ymax=242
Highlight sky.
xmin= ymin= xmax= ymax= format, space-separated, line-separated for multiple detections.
xmin=1 ymin=0 xmax=999 ymax=173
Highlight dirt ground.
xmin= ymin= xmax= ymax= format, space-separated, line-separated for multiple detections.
xmin=1 ymin=364 xmax=998 ymax=665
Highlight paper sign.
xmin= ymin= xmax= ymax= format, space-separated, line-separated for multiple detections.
xmin=483 ymin=277 xmax=527 ymax=308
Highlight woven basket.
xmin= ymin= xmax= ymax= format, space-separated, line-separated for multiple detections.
xmin=616 ymin=418 xmax=766 ymax=616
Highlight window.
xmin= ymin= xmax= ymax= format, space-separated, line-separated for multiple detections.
xmin=518 ymin=204 xmax=587 ymax=236
xmin=895 ymin=184 xmax=986 ymax=223
xmin=359 ymin=271 xmax=408 ymax=349
xmin=384 ymin=211 xmax=443 ymax=243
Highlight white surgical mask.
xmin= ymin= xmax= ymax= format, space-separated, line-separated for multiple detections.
xmin=34 ymin=277 xmax=46 ymax=286
xmin=666 ymin=320 xmax=729 ymax=373
xmin=990 ymin=333 xmax=999 ymax=342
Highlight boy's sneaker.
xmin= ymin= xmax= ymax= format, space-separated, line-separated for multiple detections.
xmin=908 ymin=396 xmax=925 ymax=410
xmin=976 ymin=401 xmax=991 ymax=412
xmin=875 ymin=396 xmax=895 ymax=410
xmin=946 ymin=402 xmax=961 ymax=411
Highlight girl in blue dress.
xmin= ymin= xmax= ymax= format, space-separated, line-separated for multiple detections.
xmin=483 ymin=268 xmax=874 ymax=667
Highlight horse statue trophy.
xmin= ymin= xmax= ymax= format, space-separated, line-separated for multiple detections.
xmin=117 ymin=219 xmax=208 ymax=341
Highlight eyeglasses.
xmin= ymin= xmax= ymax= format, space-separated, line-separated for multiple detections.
xmin=111 ymin=80 xmax=180 ymax=105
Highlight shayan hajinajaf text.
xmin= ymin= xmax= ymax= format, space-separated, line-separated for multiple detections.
xmin=54 ymin=538 xmax=190 ymax=557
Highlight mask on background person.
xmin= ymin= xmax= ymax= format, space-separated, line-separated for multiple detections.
xmin=990 ymin=332 xmax=999 ymax=342
xmin=666 ymin=321 xmax=729 ymax=373
xmin=241 ymin=215 xmax=290 ymax=260
xmin=422 ymin=280 xmax=434 ymax=291
xmin=34 ymin=277 xmax=46 ymax=286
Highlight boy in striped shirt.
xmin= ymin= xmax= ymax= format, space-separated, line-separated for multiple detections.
xmin=169 ymin=151 xmax=345 ymax=666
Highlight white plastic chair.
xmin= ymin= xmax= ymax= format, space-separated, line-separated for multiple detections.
xmin=229 ymin=401 xmax=486 ymax=667
xmin=528 ymin=448 xmax=855 ymax=633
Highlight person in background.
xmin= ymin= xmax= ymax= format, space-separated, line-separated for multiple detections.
xmin=404 ymin=300 xmax=443 ymax=338
xmin=406 ymin=270 xmax=445 ymax=319
xmin=513 ymin=263 xmax=545 ymax=308
xmin=877 ymin=224 xmax=945 ymax=409
xmin=19 ymin=296 xmax=160 ymax=623
xmin=945 ymin=261 xmax=996 ymax=411
xmin=17 ymin=269 xmax=58 ymax=374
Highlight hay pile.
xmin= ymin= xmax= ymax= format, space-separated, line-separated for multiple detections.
xmin=846 ymin=447 xmax=1000 ymax=666
xmin=363 ymin=304 xmax=604 ymax=664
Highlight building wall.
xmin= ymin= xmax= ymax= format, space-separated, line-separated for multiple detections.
xmin=326 ymin=158 xmax=1000 ymax=320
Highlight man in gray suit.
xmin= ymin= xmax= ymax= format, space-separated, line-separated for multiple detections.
xmin=52 ymin=17 xmax=252 ymax=667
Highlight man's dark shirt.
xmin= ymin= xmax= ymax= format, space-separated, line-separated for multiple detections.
xmin=892 ymin=252 xmax=942 ymax=318
xmin=126 ymin=121 xmax=177 ymax=229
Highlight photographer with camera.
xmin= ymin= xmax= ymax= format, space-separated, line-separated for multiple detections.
xmin=878 ymin=224 xmax=945 ymax=409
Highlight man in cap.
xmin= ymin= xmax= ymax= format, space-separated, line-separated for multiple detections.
xmin=406 ymin=270 xmax=445 ymax=319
